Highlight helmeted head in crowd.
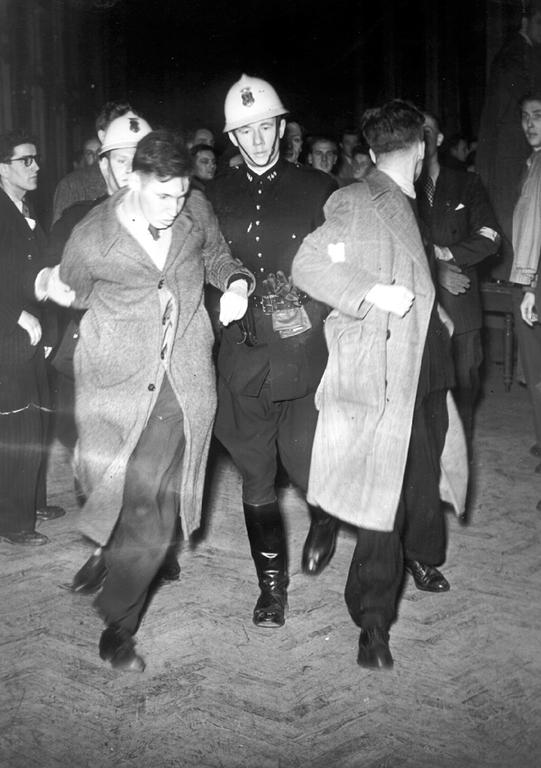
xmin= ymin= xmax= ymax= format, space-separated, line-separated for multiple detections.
xmin=223 ymin=74 xmax=289 ymax=174
xmin=98 ymin=112 xmax=152 ymax=193
xmin=129 ymin=129 xmax=192 ymax=231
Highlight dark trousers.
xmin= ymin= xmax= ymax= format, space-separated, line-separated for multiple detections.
xmin=451 ymin=329 xmax=482 ymax=455
xmin=215 ymin=376 xmax=318 ymax=504
xmin=0 ymin=357 xmax=48 ymax=535
xmin=512 ymin=286 xmax=541 ymax=447
xmin=345 ymin=389 xmax=448 ymax=630
xmin=95 ymin=377 xmax=184 ymax=634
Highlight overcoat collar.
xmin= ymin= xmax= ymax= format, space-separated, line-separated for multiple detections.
xmin=93 ymin=187 xmax=195 ymax=271
xmin=364 ymin=167 xmax=428 ymax=274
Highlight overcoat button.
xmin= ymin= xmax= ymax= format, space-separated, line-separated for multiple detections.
xmin=158 ymin=278 xmax=164 ymax=289
xmin=386 ymin=329 xmax=391 ymax=339
xmin=27 ymin=254 xmax=32 ymax=260
xmin=148 ymin=383 xmax=155 ymax=391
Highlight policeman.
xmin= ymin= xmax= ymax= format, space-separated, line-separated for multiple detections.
xmin=206 ymin=74 xmax=338 ymax=629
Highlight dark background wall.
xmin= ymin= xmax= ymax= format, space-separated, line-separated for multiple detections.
xmin=0 ymin=0 xmax=526 ymax=218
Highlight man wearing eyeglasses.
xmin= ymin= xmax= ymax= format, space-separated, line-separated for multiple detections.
xmin=0 ymin=130 xmax=75 ymax=547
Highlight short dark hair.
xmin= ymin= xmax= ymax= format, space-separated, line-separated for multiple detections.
xmin=132 ymin=129 xmax=192 ymax=179
xmin=361 ymin=100 xmax=425 ymax=155
xmin=0 ymin=130 xmax=37 ymax=163
xmin=340 ymin=127 xmax=361 ymax=141
xmin=518 ymin=92 xmax=541 ymax=110
xmin=190 ymin=143 xmax=215 ymax=158
xmin=307 ymin=135 xmax=338 ymax=152
xmin=95 ymin=101 xmax=134 ymax=134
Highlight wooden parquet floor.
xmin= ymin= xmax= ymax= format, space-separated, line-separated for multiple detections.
xmin=1 ymin=366 xmax=540 ymax=768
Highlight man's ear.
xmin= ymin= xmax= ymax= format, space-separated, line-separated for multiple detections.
xmin=278 ymin=118 xmax=286 ymax=139
xmin=228 ymin=131 xmax=239 ymax=148
xmin=437 ymin=132 xmax=444 ymax=148
xmin=369 ymin=148 xmax=376 ymax=165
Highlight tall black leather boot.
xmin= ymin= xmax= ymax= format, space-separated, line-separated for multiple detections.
xmin=302 ymin=504 xmax=339 ymax=575
xmin=243 ymin=501 xmax=288 ymax=628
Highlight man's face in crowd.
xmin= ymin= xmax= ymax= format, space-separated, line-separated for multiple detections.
xmin=232 ymin=117 xmax=284 ymax=170
xmin=352 ymin=151 xmax=372 ymax=180
xmin=521 ymin=99 xmax=541 ymax=149
xmin=193 ymin=149 xmax=217 ymax=181
xmin=0 ymin=143 xmax=39 ymax=198
xmin=83 ymin=138 xmax=100 ymax=167
xmin=135 ymin=173 xmax=191 ymax=230
xmin=285 ymin=122 xmax=303 ymax=163
xmin=100 ymin=147 xmax=137 ymax=193
xmin=340 ymin=132 xmax=358 ymax=159
xmin=526 ymin=11 xmax=541 ymax=45
xmin=309 ymin=140 xmax=338 ymax=174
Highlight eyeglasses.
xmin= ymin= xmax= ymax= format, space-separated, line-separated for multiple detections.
xmin=5 ymin=154 xmax=40 ymax=167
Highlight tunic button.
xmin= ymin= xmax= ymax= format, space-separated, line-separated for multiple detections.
xmin=148 ymin=383 xmax=155 ymax=391
xmin=386 ymin=329 xmax=391 ymax=339
xmin=158 ymin=278 xmax=164 ymax=289
xmin=27 ymin=254 xmax=32 ymax=260
xmin=255 ymin=236 xmax=260 ymax=242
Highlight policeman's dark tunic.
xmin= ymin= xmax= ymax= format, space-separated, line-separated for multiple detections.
xmin=206 ymin=159 xmax=337 ymax=502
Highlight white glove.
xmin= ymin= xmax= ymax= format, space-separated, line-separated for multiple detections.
xmin=219 ymin=279 xmax=249 ymax=326
xmin=35 ymin=265 xmax=76 ymax=307
xmin=18 ymin=310 xmax=42 ymax=346
xmin=365 ymin=283 xmax=415 ymax=317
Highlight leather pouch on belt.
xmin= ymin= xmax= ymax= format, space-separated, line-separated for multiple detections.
xmin=271 ymin=304 xmax=312 ymax=338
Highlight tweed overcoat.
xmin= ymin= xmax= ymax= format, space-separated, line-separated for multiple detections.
xmin=291 ymin=169 xmax=468 ymax=532
xmin=59 ymin=187 xmax=254 ymax=546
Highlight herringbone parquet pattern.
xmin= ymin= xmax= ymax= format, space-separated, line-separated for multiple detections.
xmin=1 ymin=369 xmax=540 ymax=768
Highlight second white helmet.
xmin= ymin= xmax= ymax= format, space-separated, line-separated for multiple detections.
xmin=224 ymin=74 xmax=288 ymax=133
xmin=99 ymin=112 xmax=152 ymax=155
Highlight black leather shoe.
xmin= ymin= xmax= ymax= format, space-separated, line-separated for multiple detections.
xmin=155 ymin=555 xmax=181 ymax=585
xmin=36 ymin=505 xmax=66 ymax=521
xmin=406 ymin=559 xmax=450 ymax=592
xmin=99 ymin=625 xmax=145 ymax=672
xmin=357 ymin=628 xmax=394 ymax=669
xmin=253 ymin=585 xmax=288 ymax=628
xmin=302 ymin=508 xmax=338 ymax=576
xmin=0 ymin=530 xmax=49 ymax=546
xmin=71 ymin=550 xmax=107 ymax=594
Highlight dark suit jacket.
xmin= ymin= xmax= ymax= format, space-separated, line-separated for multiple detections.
xmin=0 ymin=188 xmax=53 ymax=410
xmin=417 ymin=168 xmax=500 ymax=334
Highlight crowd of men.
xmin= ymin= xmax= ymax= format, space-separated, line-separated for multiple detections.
xmin=2 ymin=0 xmax=541 ymax=674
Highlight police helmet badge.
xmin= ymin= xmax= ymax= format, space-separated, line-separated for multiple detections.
xmin=241 ymin=87 xmax=255 ymax=107
xmin=129 ymin=117 xmax=140 ymax=132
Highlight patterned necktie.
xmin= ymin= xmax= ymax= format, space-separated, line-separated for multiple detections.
xmin=148 ymin=224 xmax=160 ymax=241
xmin=22 ymin=199 xmax=31 ymax=217
xmin=160 ymin=296 xmax=173 ymax=361
xmin=423 ymin=175 xmax=435 ymax=207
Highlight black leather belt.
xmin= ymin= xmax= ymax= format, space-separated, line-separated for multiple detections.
xmin=251 ymin=292 xmax=310 ymax=314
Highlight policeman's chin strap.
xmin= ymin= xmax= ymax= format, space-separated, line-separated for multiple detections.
xmin=233 ymin=117 xmax=282 ymax=170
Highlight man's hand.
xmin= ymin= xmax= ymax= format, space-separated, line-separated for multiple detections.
xmin=437 ymin=261 xmax=470 ymax=295
xmin=219 ymin=279 xmax=249 ymax=326
xmin=520 ymin=291 xmax=538 ymax=326
xmin=18 ymin=310 xmax=42 ymax=346
xmin=35 ymin=265 xmax=75 ymax=307
xmin=365 ymin=283 xmax=415 ymax=317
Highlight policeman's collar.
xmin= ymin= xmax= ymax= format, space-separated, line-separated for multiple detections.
xmin=245 ymin=159 xmax=282 ymax=185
